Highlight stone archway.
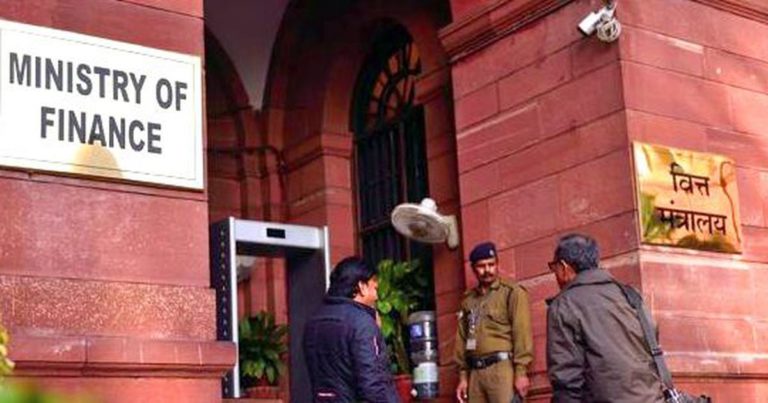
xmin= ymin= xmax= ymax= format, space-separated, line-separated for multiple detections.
xmin=205 ymin=0 xmax=464 ymax=397
xmin=263 ymin=0 xmax=465 ymax=395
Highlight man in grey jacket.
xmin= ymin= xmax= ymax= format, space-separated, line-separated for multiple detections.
xmin=546 ymin=233 xmax=665 ymax=403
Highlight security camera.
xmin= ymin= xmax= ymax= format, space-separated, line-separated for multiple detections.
xmin=578 ymin=1 xmax=621 ymax=42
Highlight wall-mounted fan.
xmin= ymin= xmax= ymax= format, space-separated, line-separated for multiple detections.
xmin=391 ymin=198 xmax=459 ymax=250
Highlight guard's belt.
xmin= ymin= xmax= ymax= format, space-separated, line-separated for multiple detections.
xmin=467 ymin=351 xmax=510 ymax=370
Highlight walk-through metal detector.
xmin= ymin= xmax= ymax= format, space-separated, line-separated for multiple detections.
xmin=210 ymin=218 xmax=330 ymax=400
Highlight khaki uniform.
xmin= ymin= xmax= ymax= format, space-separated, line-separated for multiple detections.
xmin=454 ymin=279 xmax=533 ymax=402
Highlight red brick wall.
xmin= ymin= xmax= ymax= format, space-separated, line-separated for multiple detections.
xmin=447 ymin=0 xmax=768 ymax=400
xmin=0 ymin=1 xmax=233 ymax=402
xmin=447 ymin=0 xmax=630 ymax=397
xmin=621 ymin=0 xmax=768 ymax=399
xmin=205 ymin=31 xmax=288 ymax=322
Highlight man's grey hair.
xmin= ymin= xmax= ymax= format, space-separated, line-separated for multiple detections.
xmin=554 ymin=233 xmax=600 ymax=273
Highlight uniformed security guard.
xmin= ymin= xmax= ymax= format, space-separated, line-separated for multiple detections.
xmin=454 ymin=241 xmax=534 ymax=403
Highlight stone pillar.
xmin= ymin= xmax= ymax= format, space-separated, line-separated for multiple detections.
xmin=0 ymin=1 xmax=234 ymax=402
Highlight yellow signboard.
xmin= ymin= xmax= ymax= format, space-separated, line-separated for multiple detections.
xmin=633 ymin=142 xmax=742 ymax=253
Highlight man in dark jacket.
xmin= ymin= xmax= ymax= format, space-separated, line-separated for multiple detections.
xmin=546 ymin=234 xmax=664 ymax=403
xmin=303 ymin=256 xmax=399 ymax=402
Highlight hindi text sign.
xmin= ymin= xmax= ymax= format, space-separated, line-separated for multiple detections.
xmin=633 ymin=142 xmax=741 ymax=253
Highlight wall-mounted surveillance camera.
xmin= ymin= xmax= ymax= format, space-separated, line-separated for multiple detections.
xmin=578 ymin=1 xmax=621 ymax=43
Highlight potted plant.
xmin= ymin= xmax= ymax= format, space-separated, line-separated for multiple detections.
xmin=375 ymin=260 xmax=431 ymax=402
xmin=238 ymin=311 xmax=288 ymax=399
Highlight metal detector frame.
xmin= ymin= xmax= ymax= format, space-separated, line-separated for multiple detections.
xmin=210 ymin=217 xmax=330 ymax=398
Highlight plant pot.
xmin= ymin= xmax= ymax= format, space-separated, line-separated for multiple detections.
xmin=393 ymin=374 xmax=413 ymax=403
xmin=246 ymin=384 xmax=282 ymax=399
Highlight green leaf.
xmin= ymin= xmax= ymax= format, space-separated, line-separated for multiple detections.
xmin=239 ymin=319 xmax=252 ymax=339
xmin=374 ymin=259 xmax=433 ymax=374
xmin=265 ymin=366 xmax=276 ymax=384
xmin=377 ymin=280 xmax=391 ymax=296
xmin=238 ymin=311 xmax=287 ymax=386
xmin=391 ymin=299 xmax=407 ymax=314
xmin=254 ymin=360 xmax=265 ymax=378
xmin=380 ymin=320 xmax=394 ymax=338
xmin=377 ymin=300 xmax=392 ymax=314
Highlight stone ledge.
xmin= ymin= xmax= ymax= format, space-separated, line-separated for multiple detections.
xmin=9 ymin=334 xmax=235 ymax=378
xmin=0 ymin=275 xmax=216 ymax=339
xmin=439 ymin=0 xmax=574 ymax=62
xmin=692 ymin=0 xmax=768 ymax=25
xmin=667 ymin=353 xmax=768 ymax=379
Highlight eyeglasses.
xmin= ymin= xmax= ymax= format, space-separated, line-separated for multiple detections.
xmin=547 ymin=260 xmax=563 ymax=272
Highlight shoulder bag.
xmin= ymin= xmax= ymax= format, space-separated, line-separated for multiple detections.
xmin=615 ymin=282 xmax=712 ymax=403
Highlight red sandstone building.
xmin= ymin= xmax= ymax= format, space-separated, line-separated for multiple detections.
xmin=2 ymin=0 xmax=768 ymax=401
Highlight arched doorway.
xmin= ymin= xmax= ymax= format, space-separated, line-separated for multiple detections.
xmin=205 ymin=0 xmax=462 ymax=398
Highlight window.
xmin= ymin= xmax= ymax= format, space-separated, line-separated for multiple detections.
xmin=352 ymin=25 xmax=432 ymax=275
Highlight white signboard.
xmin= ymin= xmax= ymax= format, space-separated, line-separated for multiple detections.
xmin=0 ymin=20 xmax=203 ymax=189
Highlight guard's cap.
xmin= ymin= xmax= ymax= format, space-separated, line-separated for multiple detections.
xmin=469 ymin=241 xmax=497 ymax=265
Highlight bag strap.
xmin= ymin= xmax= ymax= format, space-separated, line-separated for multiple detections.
xmin=613 ymin=281 xmax=675 ymax=390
